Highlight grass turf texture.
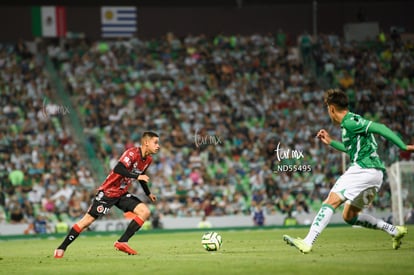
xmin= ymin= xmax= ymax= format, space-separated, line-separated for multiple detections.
xmin=0 ymin=225 xmax=412 ymax=275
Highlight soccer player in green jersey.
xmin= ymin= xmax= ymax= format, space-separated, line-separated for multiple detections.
xmin=283 ymin=88 xmax=414 ymax=254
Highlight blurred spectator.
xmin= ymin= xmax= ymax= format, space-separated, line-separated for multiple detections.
xmin=24 ymin=213 xmax=51 ymax=234
xmin=276 ymin=191 xmax=295 ymax=214
xmin=299 ymin=30 xmax=313 ymax=65
xmin=41 ymin=191 xmax=56 ymax=214
xmin=55 ymin=216 xmax=70 ymax=234
xmin=338 ymin=70 xmax=354 ymax=90
xmin=197 ymin=215 xmax=213 ymax=229
xmin=68 ymin=196 xmax=86 ymax=221
xmin=54 ymin=194 xmax=69 ymax=219
xmin=0 ymin=205 xmax=6 ymax=223
xmin=151 ymin=211 xmax=163 ymax=229
xmin=252 ymin=201 xmax=265 ymax=226
xmin=283 ymin=211 xmax=298 ymax=226
xmin=294 ymin=192 xmax=310 ymax=214
xmin=9 ymin=166 xmax=24 ymax=187
xmin=6 ymin=195 xmax=26 ymax=223
xmin=405 ymin=207 xmax=414 ymax=224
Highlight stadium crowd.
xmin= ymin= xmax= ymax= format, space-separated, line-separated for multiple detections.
xmin=1 ymin=29 xmax=413 ymax=229
xmin=0 ymin=42 xmax=95 ymax=227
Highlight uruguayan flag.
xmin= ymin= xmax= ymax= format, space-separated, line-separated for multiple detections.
xmin=101 ymin=6 xmax=137 ymax=38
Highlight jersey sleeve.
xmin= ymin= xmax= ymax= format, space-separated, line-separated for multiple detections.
xmin=119 ymin=148 xmax=138 ymax=169
xmin=367 ymin=122 xmax=408 ymax=150
xmin=113 ymin=162 xmax=139 ymax=178
xmin=342 ymin=114 xmax=371 ymax=135
xmin=330 ymin=140 xmax=347 ymax=152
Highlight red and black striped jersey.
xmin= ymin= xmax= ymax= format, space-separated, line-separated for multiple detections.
xmin=98 ymin=147 xmax=152 ymax=198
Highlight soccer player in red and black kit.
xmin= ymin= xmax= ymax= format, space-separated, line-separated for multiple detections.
xmin=54 ymin=131 xmax=160 ymax=258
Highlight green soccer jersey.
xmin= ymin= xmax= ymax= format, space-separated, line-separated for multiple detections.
xmin=330 ymin=112 xmax=408 ymax=171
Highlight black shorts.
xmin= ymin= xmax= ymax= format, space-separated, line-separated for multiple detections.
xmin=87 ymin=191 xmax=142 ymax=219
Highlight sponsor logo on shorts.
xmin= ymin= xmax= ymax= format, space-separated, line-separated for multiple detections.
xmin=97 ymin=205 xmax=110 ymax=214
xmin=97 ymin=205 xmax=104 ymax=213
xmin=96 ymin=191 xmax=104 ymax=201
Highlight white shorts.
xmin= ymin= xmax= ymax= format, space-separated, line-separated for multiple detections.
xmin=331 ymin=165 xmax=384 ymax=209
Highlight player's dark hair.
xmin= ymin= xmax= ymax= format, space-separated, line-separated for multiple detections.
xmin=324 ymin=88 xmax=348 ymax=110
xmin=142 ymin=131 xmax=159 ymax=140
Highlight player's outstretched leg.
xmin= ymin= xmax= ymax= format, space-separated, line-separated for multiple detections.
xmin=350 ymin=212 xmax=408 ymax=250
xmin=283 ymin=235 xmax=312 ymax=254
xmin=392 ymin=226 xmax=408 ymax=250
xmin=53 ymin=223 xmax=83 ymax=258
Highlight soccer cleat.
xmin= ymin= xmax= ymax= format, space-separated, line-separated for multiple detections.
xmin=392 ymin=226 xmax=408 ymax=250
xmin=114 ymin=241 xmax=138 ymax=255
xmin=54 ymin=249 xmax=65 ymax=258
xmin=283 ymin=235 xmax=312 ymax=254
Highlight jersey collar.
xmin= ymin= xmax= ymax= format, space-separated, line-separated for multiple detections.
xmin=139 ymin=147 xmax=147 ymax=161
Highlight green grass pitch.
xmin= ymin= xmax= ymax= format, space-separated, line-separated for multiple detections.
xmin=0 ymin=225 xmax=412 ymax=275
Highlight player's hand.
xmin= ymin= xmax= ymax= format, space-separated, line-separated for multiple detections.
xmin=137 ymin=174 xmax=149 ymax=182
xmin=316 ymin=129 xmax=332 ymax=145
xmin=406 ymin=145 xmax=414 ymax=151
xmin=148 ymin=194 xmax=157 ymax=202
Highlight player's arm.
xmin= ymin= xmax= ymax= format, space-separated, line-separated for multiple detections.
xmin=114 ymin=162 xmax=156 ymax=201
xmin=330 ymin=140 xmax=347 ymax=152
xmin=139 ymin=178 xmax=157 ymax=202
xmin=138 ymin=178 xmax=151 ymax=196
xmin=138 ymin=169 xmax=157 ymax=202
xmin=113 ymin=162 xmax=141 ymax=179
xmin=317 ymin=129 xmax=347 ymax=152
xmin=367 ymin=122 xmax=408 ymax=150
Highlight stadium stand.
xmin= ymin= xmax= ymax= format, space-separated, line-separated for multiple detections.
xmin=0 ymin=41 xmax=94 ymax=224
xmin=1 ymin=29 xmax=413 ymax=227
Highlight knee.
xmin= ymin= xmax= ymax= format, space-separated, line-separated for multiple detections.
xmin=135 ymin=204 xmax=151 ymax=220
xmin=142 ymin=207 xmax=151 ymax=220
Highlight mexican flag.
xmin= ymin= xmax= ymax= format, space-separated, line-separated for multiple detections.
xmin=32 ymin=6 xmax=67 ymax=37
